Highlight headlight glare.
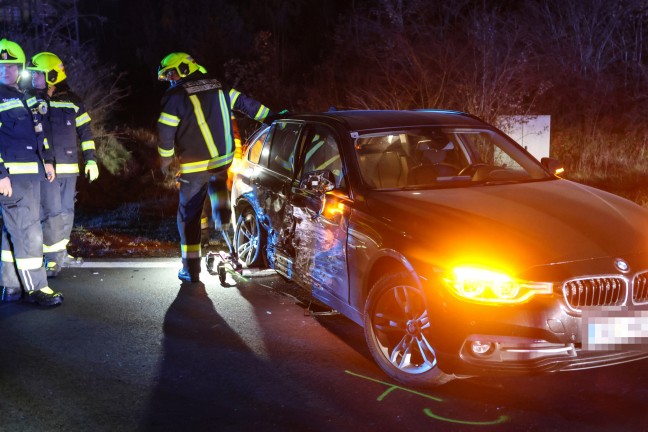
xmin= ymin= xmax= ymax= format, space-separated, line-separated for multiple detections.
xmin=445 ymin=266 xmax=552 ymax=304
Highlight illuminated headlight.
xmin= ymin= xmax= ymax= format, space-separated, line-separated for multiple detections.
xmin=444 ymin=266 xmax=553 ymax=304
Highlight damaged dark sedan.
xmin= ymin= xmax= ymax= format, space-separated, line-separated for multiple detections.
xmin=230 ymin=109 xmax=648 ymax=387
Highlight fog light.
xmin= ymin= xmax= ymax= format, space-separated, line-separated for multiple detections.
xmin=471 ymin=341 xmax=494 ymax=355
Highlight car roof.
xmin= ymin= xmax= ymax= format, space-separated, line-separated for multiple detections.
xmin=286 ymin=109 xmax=489 ymax=133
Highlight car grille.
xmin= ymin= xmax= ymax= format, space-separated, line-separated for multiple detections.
xmin=633 ymin=271 xmax=648 ymax=304
xmin=562 ymin=277 xmax=626 ymax=310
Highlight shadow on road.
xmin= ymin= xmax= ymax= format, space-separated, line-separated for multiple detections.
xmin=141 ymin=281 xmax=257 ymax=430
xmin=140 ymin=279 xmax=333 ymax=431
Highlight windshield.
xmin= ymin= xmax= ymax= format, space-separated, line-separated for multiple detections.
xmin=354 ymin=127 xmax=550 ymax=189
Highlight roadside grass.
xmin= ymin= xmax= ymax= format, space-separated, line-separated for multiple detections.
xmin=71 ymin=127 xmax=183 ymax=258
xmin=553 ymin=130 xmax=648 ymax=190
xmin=71 ymin=199 xmax=180 ymax=258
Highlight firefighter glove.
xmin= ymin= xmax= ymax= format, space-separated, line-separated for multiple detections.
xmin=85 ymin=160 xmax=99 ymax=182
xmin=161 ymin=158 xmax=172 ymax=177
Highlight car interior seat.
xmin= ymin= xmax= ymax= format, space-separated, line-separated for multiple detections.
xmin=408 ymin=140 xmax=459 ymax=185
xmin=376 ymin=151 xmax=404 ymax=188
xmin=423 ymin=148 xmax=458 ymax=176
xmin=408 ymin=142 xmax=437 ymax=185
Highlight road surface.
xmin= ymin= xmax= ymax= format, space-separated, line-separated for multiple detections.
xmin=1 ymin=258 xmax=647 ymax=431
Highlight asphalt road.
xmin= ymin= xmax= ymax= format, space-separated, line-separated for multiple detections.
xmin=1 ymin=258 xmax=648 ymax=431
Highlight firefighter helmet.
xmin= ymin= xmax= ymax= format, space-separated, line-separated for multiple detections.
xmin=27 ymin=52 xmax=66 ymax=85
xmin=157 ymin=52 xmax=206 ymax=81
xmin=0 ymin=38 xmax=25 ymax=69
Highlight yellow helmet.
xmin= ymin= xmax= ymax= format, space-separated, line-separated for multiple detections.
xmin=27 ymin=52 xmax=66 ymax=85
xmin=157 ymin=52 xmax=206 ymax=81
xmin=0 ymin=38 xmax=25 ymax=69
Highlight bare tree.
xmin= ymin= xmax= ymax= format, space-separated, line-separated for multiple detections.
xmin=0 ymin=0 xmax=130 ymax=175
xmin=308 ymin=0 xmax=546 ymax=122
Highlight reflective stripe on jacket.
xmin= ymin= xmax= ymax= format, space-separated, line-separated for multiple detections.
xmin=157 ymin=73 xmax=273 ymax=174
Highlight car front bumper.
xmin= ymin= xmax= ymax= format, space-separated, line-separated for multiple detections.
xmin=427 ymin=286 xmax=648 ymax=376
xmin=452 ymin=334 xmax=648 ymax=375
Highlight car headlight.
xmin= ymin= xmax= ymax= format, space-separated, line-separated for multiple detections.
xmin=443 ymin=266 xmax=553 ymax=304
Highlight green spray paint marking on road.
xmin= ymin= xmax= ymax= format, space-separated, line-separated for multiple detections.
xmin=345 ymin=370 xmax=443 ymax=402
xmin=345 ymin=370 xmax=509 ymax=426
xmin=422 ymin=408 xmax=508 ymax=425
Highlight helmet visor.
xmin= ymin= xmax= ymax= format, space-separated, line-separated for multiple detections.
xmin=0 ymin=48 xmax=21 ymax=63
xmin=158 ymin=66 xmax=178 ymax=81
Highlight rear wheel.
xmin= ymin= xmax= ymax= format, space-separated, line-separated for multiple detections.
xmin=234 ymin=207 xmax=266 ymax=268
xmin=364 ymin=272 xmax=454 ymax=387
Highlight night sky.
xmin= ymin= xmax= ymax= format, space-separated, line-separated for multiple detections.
xmin=77 ymin=0 xmax=350 ymax=126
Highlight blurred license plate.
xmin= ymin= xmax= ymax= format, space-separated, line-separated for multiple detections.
xmin=582 ymin=308 xmax=648 ymax=351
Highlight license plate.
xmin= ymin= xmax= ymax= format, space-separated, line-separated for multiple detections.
xmin=582 ymin=308 xmax=648 ymax=351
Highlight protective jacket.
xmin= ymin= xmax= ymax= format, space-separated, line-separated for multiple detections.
xmin=157 ymin=73 xmax=273 ymax=175
xmin=27 ymin=85 xmax=96 ymax=177
xmin=0 ymin=84 xmax=51 ymax=180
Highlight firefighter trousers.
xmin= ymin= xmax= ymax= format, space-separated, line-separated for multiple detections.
xmin=0 ymin=177 xmax=49 ymax=292
xmin=177 ymin=170 xmax=230 ymax=275
xmin=41 ymin=176 xmax=77 ymax=267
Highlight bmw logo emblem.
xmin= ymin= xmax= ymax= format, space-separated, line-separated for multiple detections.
xmin=615 ymin=258 xmax=629 ymax=273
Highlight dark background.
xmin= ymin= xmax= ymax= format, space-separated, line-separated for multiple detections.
xmin=77 ymin=0 xmax=351 ymax=126
xmin=73 ymin=0 xmax=648 ymax=132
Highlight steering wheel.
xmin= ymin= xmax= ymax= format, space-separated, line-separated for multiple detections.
xmin=458 ymin=163 xmax=490 ymax=177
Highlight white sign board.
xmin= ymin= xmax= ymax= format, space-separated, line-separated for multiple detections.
xmin=497 ymin=115 xmax=551 ymax=161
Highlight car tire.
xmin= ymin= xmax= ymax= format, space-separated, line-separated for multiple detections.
xmin=364 ymin=271 xmax=454 ymax=387
xmin=234 ymin=207 xmax=266 ymax=268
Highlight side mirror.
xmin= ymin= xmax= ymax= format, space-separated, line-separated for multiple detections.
xmin=299 ymin=170 xmax=336 ymax=194
xmin=541 ymin=157 xmax=565 ymax=177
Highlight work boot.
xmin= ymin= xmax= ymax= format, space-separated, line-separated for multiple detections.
xmin=178 ymin=268 xmax=199 ymax=283
xmin=26 ymin=287 xmax=63 ymax=307
xmin=1 ymin=286 xmax=22 ymax=302
xmin=46 ymin=262 xmax=61 ymax=278
xmin=62 ymin=254 xmax=83 ymax=267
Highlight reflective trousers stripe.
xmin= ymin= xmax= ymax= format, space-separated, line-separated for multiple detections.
xmin=181 ymin=243 xmax=201 ymax=259
xmin=177 ymin=170 xmax=230 ymax=263
xmin=1 ymin=177 xmax=48 ymax=291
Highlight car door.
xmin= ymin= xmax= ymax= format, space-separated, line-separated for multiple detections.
xmin=289 ymin=124 xmax=351 ymax=304
xmin=252 ymin=121 xmax=303 ymax=267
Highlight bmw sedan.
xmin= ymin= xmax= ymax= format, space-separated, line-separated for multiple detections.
xmin=230 ymin=109 xmax=648 ymax=387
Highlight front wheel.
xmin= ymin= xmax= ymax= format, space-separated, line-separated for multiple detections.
xmin=364 ymin=272 xmax=454 ymax=387
xmin=234 ymin=208 xmax=266 ymax=268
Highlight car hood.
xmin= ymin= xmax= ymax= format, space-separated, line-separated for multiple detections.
xmin=364 ymin=179 xmax=648 ymax=275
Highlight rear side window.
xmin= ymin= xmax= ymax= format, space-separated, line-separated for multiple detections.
xmin=301 ymin=125 xmax=346 ymax=190
xmin=262 ymin=122 xmax=302 ymax=177
xmin=246 ymin=127 xmax=270 ymax=164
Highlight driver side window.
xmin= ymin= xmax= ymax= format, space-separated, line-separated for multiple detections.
xmin=262 ymin=122 xmax=302 ymax=177
xmin=301 ymin=126 xmax=346 ymax=190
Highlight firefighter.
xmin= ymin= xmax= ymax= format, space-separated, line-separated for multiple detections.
xmin=157 ymin=52 xmax=275 ymax=283
xmin=0 ymin=39 xmax=62 ymax=306
xmin=27 ymin=52 xmax=98 ymax=277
